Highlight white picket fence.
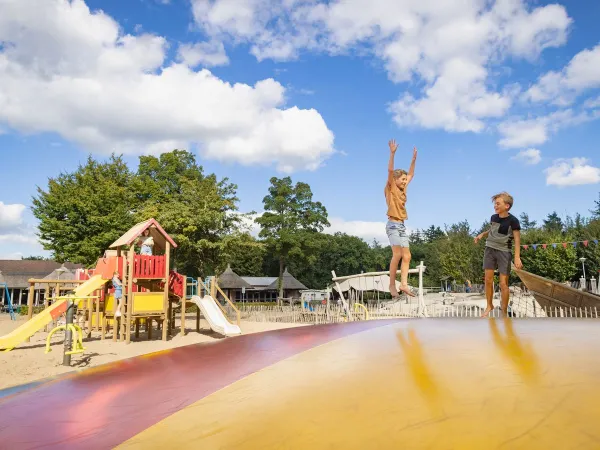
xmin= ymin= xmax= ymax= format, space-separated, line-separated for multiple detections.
xmin=236 ymin=302 xmax=600 ymax=324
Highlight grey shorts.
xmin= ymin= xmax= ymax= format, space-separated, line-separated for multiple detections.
xmin=483 ymin=247 xmax=511 ymax=275
xmin=386 ymin=220 xmax=409 ymax=248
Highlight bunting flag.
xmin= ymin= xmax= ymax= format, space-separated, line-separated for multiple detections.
xmin=520 ymin=238 xmax=600 ymax=250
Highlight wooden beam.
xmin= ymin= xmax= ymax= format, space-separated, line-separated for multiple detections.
xmin=25 ymin=283 xmax=34 ymax=342
xmin=125 ymin=247 xmax=135 ymax=344
xmin=162 ymin=241 xmax=171 ymax=341
xmin=180 ymin=275 xmax=186 ymax=337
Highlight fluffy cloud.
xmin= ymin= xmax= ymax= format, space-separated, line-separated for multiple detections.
xmin=511 ymin=148 xmax=541 ymax=165
xmin=0 ymin=202 xmax=41 ymax=258
xmin=497 ymin=109 xmax=595 ymax=149
xmin=191 ymin=0 xmax=571 ymax=133
xmin=525 ymin=44 xmax=600 ymax=105
xmin=0 ymin=202 xmax=26 ymax=231
xmin=325 ymin=217 xmax=391 ymax=245
xmin=545 ymin=158 xmax=600 ymax=187
xmin=177 ymin=40 xmax=229 ymax=67
xmin=0 ymin=0 xmax=335 ymax=173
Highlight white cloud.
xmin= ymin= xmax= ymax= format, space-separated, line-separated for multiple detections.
xmin=511 ymin=148 xmax=541 ymax=165
xmin=0 ymin=0 xmax=335 ymax=173
xmin=191 ymin=0 xmax=571 ymax=132
xmin=177 ymin=40 xmax=229 ymax=67
xmin=584 ymin=95 xmax=600 ymax=110
xmin=0 ymin=233 xmax=39 ymax=245
xmin=497 ymin=109 xmax=595 ymax=149
xmin=325 ymin=217 xmax=391 ymax=245
xmin=498 ymin=119 xmax=548 ymax=148
xmin=545 ymin=158 xmax=600 ymax=187
xmin=524 ymin=44 xmax=600 ymax=105
xmin=0 ymin=201 xmax=42 ymax=258
xmin=0 ymin=202 xmax=26 ymax=231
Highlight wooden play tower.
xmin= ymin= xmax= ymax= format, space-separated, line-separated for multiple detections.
xmin=101 ymin=218 xmax=178 ymax=344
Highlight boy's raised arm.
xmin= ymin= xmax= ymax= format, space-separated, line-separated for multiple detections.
xmin=407 ymin=147 xmax=417 ymax=183
xmin=387 ymin=139 xmax=398 ymax=186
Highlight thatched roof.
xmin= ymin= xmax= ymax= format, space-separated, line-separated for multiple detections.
xmin=0 ymin=260 xmax=83 ymax=288
xmin=267 ymin=268 xmax=307 ymax=291
xmin=217 ymin=265 xmax=251 ymax=289
xmin=34 ymin=265 xmax=78 ymax=289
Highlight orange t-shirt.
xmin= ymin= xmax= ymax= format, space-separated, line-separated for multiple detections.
xmin=384 ymin=182 xmax=408 ymax=221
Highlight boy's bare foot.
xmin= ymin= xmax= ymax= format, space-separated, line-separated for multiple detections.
xmin=390 ymin=284 xmax=399 ymax=298
xmin=399 ymin=284 xmax=416 ymax=297
xmin=481 ymin=306 xmax=493 ymax=318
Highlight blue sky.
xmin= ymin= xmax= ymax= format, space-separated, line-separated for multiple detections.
xmin=1 ymin=0 xmax=599 ymax=259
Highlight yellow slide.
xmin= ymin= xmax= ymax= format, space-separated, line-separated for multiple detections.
xmin=0 ymin=275 xmax=108 ymax=351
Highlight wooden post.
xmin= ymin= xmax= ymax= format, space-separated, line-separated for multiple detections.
xmin=162 ymin=241 xmax=171 ymax=341
xmin=196 ymin=306 xmax=200 ymax=332
xmin=25 ymin=282 xmax=35 ymax=342
xmin=44 ymin=285 xmax=50 ymax=331
xmin=180 ymin=276 xmax=187 ymax=337
xmin=125 ymin=247 xmax=135 ymax=344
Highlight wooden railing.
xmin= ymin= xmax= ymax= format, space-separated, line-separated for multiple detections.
xmin=211 ymin=281 xmax=241 ymax=326
xmin=133 ymin=255 xmax=166 ymax=279
xmin=168 ymin=271 xmax=185 ymax=297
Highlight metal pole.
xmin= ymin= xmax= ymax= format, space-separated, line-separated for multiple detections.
xmin=63 ymin=300 xmax=74 ymax=366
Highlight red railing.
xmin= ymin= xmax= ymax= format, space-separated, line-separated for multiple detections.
xmin=168 ymin=271 xmax=185 ymax=297
xmin=133 ymin=255 xmax=166 ymax=279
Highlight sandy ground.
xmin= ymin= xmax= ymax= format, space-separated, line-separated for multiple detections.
xmin=0 ymin=314 xmax=306 ymax=391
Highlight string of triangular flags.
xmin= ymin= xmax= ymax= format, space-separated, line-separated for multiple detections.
xmin=521 ymin=239 xmax=599 ymax=250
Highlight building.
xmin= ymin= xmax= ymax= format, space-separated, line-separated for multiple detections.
xmin=0 ymin=260 xmax=83 ymax=309
xmin=216 ymin=266 xmax=308 ymax=302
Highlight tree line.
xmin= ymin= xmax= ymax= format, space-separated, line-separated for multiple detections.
xmin=31 ymin=150 xmax=600 ymax=289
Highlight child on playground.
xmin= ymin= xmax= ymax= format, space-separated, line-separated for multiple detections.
xmin=138 ymin=229 xmax=154 ymax=256
xmin=385 ymin=139 xmax=417 ymax=299
xmin=112 ymin=271 xmax=123 ymax=317
xmin=474 ymin=192 xmax=523 ymax=317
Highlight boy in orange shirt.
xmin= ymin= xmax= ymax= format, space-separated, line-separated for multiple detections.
xmin=385 ymin=139 xmax=417 ymax=299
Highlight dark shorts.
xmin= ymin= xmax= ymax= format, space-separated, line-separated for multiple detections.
xmin=483 ymin=247 xmax=511 ymax=275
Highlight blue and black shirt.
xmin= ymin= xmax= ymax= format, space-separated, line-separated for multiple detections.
xmin=485 ymin=214 xmax=521 ymax=252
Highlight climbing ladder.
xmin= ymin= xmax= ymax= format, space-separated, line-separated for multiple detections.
xmin=1 ymin=283 xmax=16 ymax=321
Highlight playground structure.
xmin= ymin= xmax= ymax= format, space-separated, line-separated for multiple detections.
xmin=331 ymin=261 xmax=428 ymax=318
xmin=0 ymin=281 xmax=16 ymax=320
xmin=0 ymin=218 xmax=243 ymax=355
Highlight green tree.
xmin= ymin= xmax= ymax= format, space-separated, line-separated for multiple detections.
xmin=519 ymin=212 xmax=537 ymax=231
xmin=222 ymin=232 xmax=266 ymax=277
xmin=255 ymin=177 xmax=329 ymax=300
xmin=423 ymin=225 xmax=445 ymax=243
xmin=543 ymin=212 xmax=564 ymax=234
xmin=591 ymin=193 xmax=600 ymax=219
xmin=519 ymin=228 xmax=577 ymax=282
xmin=32 ymin=155 xmax=137 ymax=265
xmin=437 ymin=221 xmax=480 ymax=284
xmin=134 ymin=150 xmax=241 ymax=277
